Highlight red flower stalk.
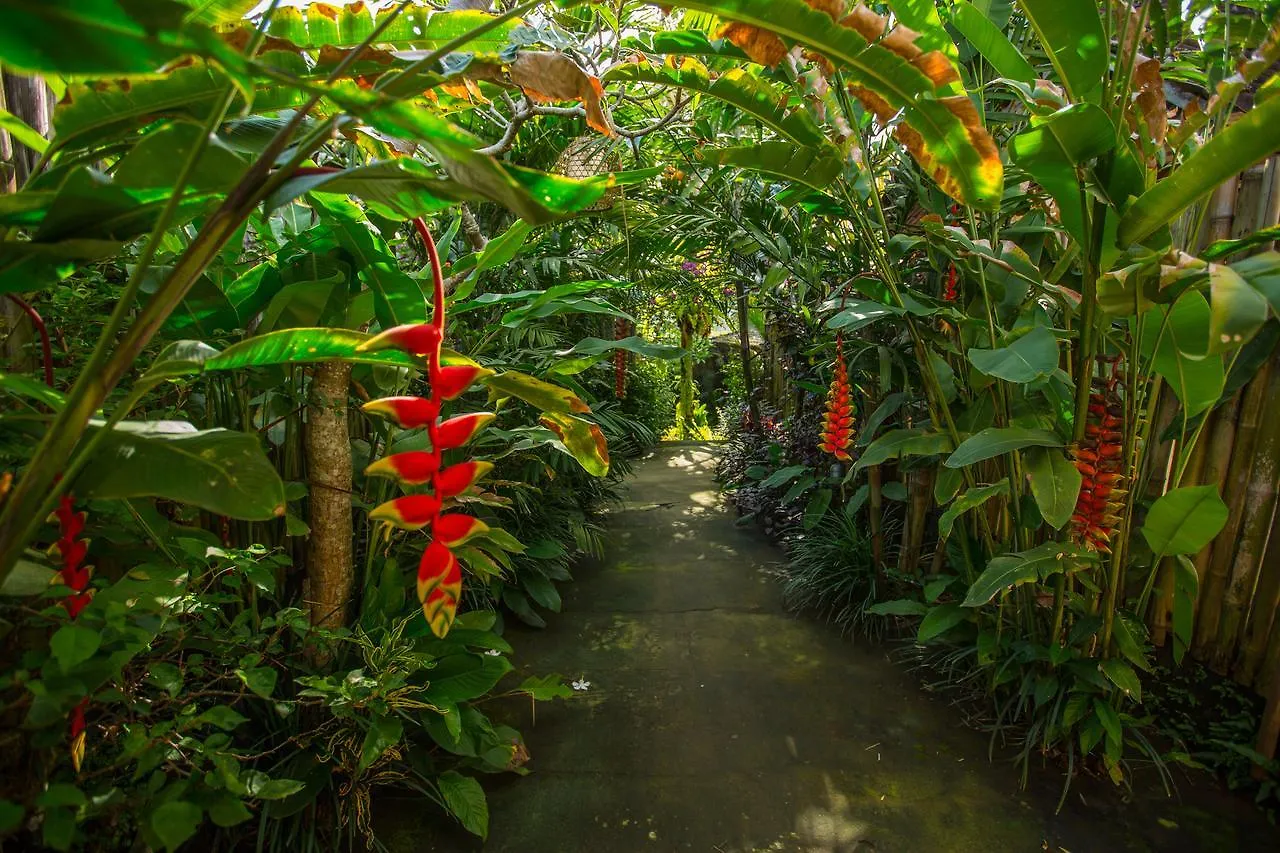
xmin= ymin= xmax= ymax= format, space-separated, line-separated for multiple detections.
xmin=818 ymin=334 xmax=854 ymax=461
xmin=51 ymin=495 xmax=92 ymax=770
xmin=357 ymin=217 xmax=494 ymax=639
xmin=944 ymin=263 xmax=958 ymax=302
xmin=1071 ymin=366 xmax=1126 ymax=553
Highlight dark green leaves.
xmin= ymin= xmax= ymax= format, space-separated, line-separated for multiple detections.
xmin=0 ymin=0 xmax=191 ymax=74
xmin=1016 ymin=0 xmax=1106 ymax=101
xmin=75 ymin=423 xmax=286 ymax=520
xmin=151 ymin=801 xmax=202 ymax=853
xmin=1119 ymin=96 xmax=1280 ymax=246
xmin=145 ymin=329 xmax=422 ymax=383
xmin=1141 ymin=485 xmax=1229 ymax=558
xmin=967 ymin=325 xmax=1060 ymax=383
xmin=438 ymin=771 xmax=489 ymax=838
xmin=700 ymin=142 xmax=842 ymax=190
xmin=963 ymin=542 xmax=1082 ymax=606
xmin=1024 ymin=447 xmax=1082 ymax=530
xmin=944 ymin=428 xmax=1063 ymax=468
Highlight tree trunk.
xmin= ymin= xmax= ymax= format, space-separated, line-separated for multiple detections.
xmin=305 ymin=361 xmax=354 ymax=633
xmin=734 ymin=279 xmax=759 ymax=429
xmin=0 ymin=71 xmax=51 ymax=373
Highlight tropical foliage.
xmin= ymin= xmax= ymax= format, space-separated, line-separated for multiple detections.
xmin=2 ymin=0 xmax=1279 ymax=848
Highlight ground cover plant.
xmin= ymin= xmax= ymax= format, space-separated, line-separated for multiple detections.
xmin=2 ymin=0 xmax=1280 ymax=848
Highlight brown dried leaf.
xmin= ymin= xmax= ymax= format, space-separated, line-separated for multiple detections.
xmin=719 ymin=21 xmax=788 ymax=67
xmin=1132 ymin=54 xmax=1166 ymax=147
xmin=841 ymin=5 xmax=887 ymax=42
xmin=508 ymin=51 xmax=613 ymax=136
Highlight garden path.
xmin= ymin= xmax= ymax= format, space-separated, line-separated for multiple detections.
xmin=390 ymin=443 xmax=1275 ymax=852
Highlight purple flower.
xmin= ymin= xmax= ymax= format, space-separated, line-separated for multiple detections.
xmin=681 ymin=261 xmax=705 ymax=276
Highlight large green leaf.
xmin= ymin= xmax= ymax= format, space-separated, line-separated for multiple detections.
xmin=540 ymin=412 xmax=610 ymax=477
xmin=485 ymin=371 xmax=591 ymax=415
xmin=1141 ymin=485 xmax=1229 ymax=558
xmin=938 ymin=480 xmax=1009 ymax=539
xmin=663 ymin=0 xmax=1002 ymax=208
xmin=826 ymin=300 xmax=907 ymax=331
xmin=52 ymin=55 xmax=312 ymax=148
xmin=944 ymin=427 xmax=1063 ymax=468
xmin=268 ymin=159 xmax=490 ymax=220
xmin=143 ymin=329 xmax=421 ymax=383
xmin=0 ymin=108 xmax=49 ymax=154
xmin=310 ymin=194 xmax=427 ymax=330
xmin=967 ymin=325 xmax=1060 ymax=383
xmin=1009 ymin=104 xmax=1115 ymax=246
xmin=437 ymin=771 xmax=489 ymax=839
xmin=1140 ymin=291 xmax=1224 ymax=418
xmin=1207 ymin=263 xmax=1269 ymax=352
xmin=1119 ymin=96 xmax=1280 ymax=246
xmin=0 ymin=0 xmax=191 ymax=75
xmin=604 ymin=58 xmax=828 ymax=147
xmin=854 ymin=429 xmax=952 ymax=470
xmin=700 ymin=142 xmax=842 ymax=190
xmin=1016 ymin=0 xmax=1106 ymax=101
xmin=951 ymin=2 xmax=1035 ymax=82
xmin=259 ymin=5 xmax=520 ymax=54
xmin=75 ymin=422 xmax=286 ymax=520
xmin=1024 ymin=446 xmax=1082 ymax=529
xmin=963 ymin=542 xmax=1080 ymax=607
xmin=454 ymin=220 xmax=534 ymax=301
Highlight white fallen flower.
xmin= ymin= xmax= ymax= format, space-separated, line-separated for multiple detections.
xmin=572 ymin=677 xmax=591 ymax=691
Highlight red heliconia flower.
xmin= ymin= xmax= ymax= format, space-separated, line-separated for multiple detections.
xmin=357 ymin=216 xmax=496 ymax=638
xmin=418 ymin=540 xmax=462 ymax=637
xmin=365 ymin=451 xmax=440 ymax=485
xmin=435 ymin=413 xmax=496 ymax=450
xmin=944 ymin=263 xmax=958 ymax=302
xmin=1071 ymin=364 xmax=1126 ymax=552
xmin=436 ymin=461 xmax=494 ymax=499
xmin=435 ymin=365 xmax=495 ymax=401
xmin=362 ymin=396 xmax=440 ymax=428
xmin=358 ymin=322 xmax=442 ymax=358
xmin=52 ymin=496 xmax=93 ymax=769
xmin=369 ymin=494 xmax=443 ymax=530
xmin=434 ymin=513 xmax=490 ymax=547
xmin=818 ymin=334 xmax=854 ymax=461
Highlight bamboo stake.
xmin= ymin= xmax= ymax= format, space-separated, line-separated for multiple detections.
xmin=1214 ymin=359 xmax=1280 ymax=673
xmin=1194 ymin=358 xmax=1274 ymax=663
xmin=1262 ymin=157 xmax=1280 ymax=251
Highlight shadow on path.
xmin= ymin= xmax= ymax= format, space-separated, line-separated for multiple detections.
xmin=386 ymin=443 xmax=1279 ymax=852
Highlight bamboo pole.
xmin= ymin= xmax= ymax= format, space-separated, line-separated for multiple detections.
xmin=1214 ymin=359 xmax=1280 ymax=673
xmin=898 ymin=464 xmax=935 ymax=575
xmin=1192 ymin=391 xmax=1243 ymax=620
xmin=1194 ymin=357 xmax=1274 ymax=664
xmin=1235 ymin=499 xmax=1280 ymax=685
xmin=1202 ymin=174 xmax=1239 ymax=245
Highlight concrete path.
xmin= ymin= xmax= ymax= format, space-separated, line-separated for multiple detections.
xmin=389 ymin=443 xmax=1278 ymax=852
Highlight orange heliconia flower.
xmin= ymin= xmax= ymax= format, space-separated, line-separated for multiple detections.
xmin=1071 ymin=372 xmax=1126 ymax=552
xmin=819 ymin=334 xmax=854 ymax=461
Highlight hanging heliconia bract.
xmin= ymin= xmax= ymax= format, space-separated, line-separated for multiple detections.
xmin=51 ymin=494 xmax=92 ymax=771
xmin=1071 ymin=362 xmax=1126 ymax=552
xmin=818 ymin=333 xmax=853 ymax=461
xmin=357 ymin=217 xmax=496 ymax=639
